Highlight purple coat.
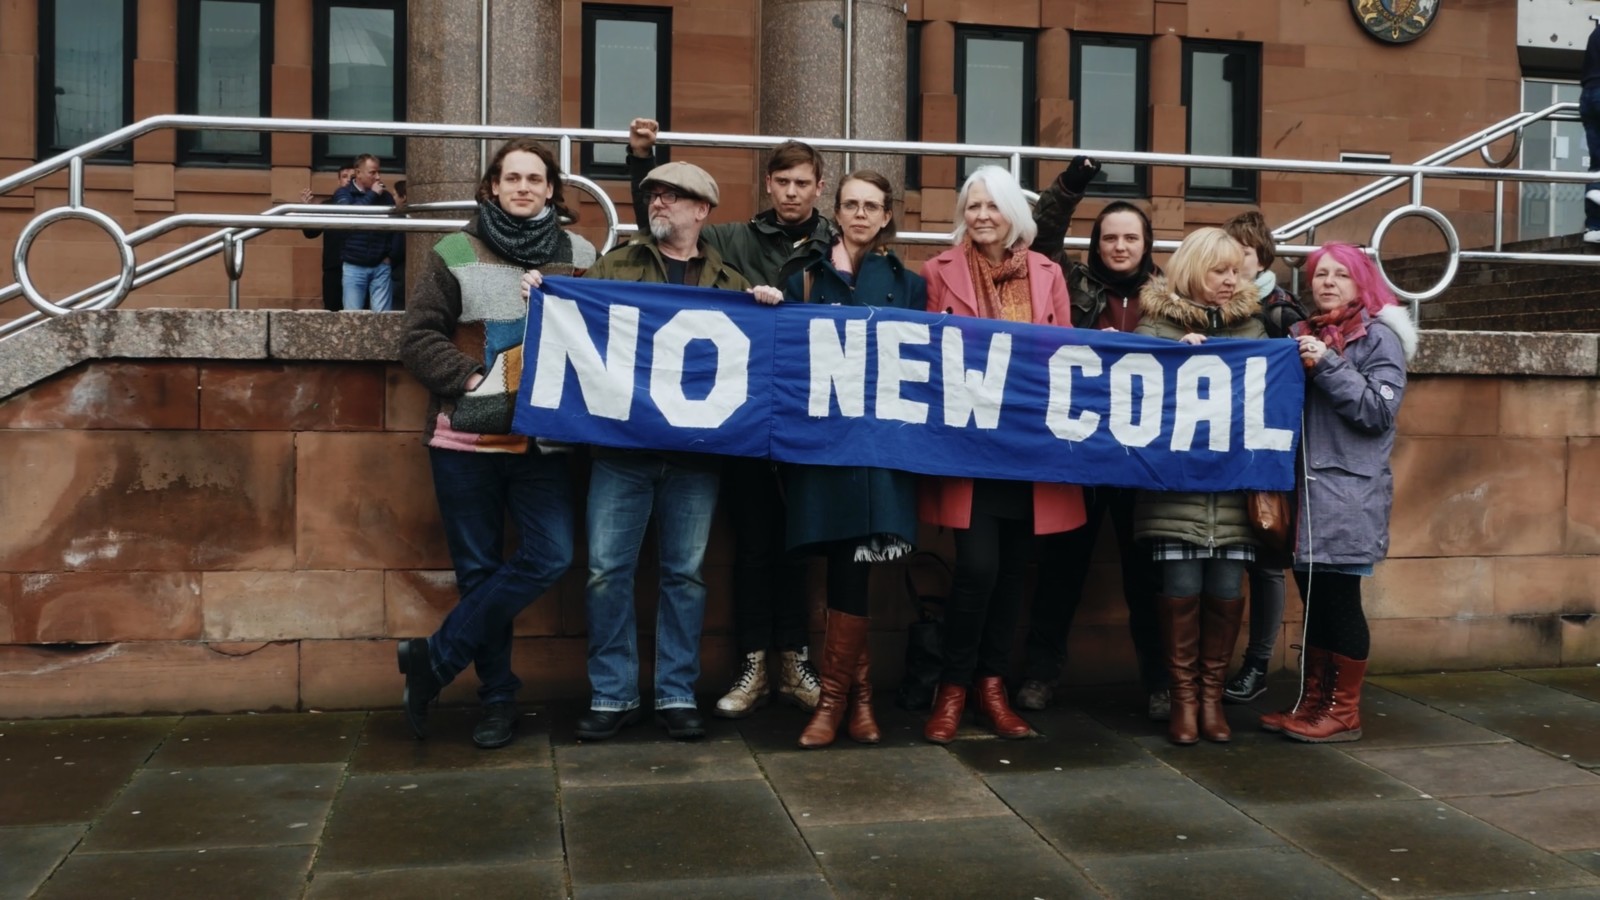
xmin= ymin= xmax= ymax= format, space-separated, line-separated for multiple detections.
xmin=1293 ymin=305 xmax=1418 ymax=567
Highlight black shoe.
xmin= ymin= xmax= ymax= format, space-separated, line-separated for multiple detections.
xmin=576 ymin=707 xmax=641 ymax=741
xmin=657 ymin=707 xmax=707 ymax=740
xmin=473 ymin=702 xmax=520 ymax=749
xmin=1224 ymin=657 xmax=1269 ymax=704
xmin=397 ymin=639 xmax=443 ymax=740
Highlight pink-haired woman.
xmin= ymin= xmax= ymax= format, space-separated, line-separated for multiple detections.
xmin=1263 ymin=242 xmax=1417 ymax=744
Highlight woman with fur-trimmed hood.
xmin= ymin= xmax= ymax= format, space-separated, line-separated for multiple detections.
xmin=1132 ymin=227 xmax=1265 ymax=747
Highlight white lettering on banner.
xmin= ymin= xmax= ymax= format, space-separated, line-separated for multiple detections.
xmin=649 ymin=310 xmax=750 ymax=428
xmin=1109 ymin=354 xmax=1162 ymax=447
xmin=1244 ymin=357 xmax=1295 ymax=451
xmin=808 ymin=318 xmax=867 ymax=418
xmin=875 ymin=321 xmax=931 ymax=424
xmin=1045 ymin=345 xmax=1102 ymax=441
xmin=528 ymin=295 xmax=639 ymax=420
xmin=1171 ymin=356 xmax=1233 ymax=451
xmin=941 ymin=327 xmax=1012 ymax=429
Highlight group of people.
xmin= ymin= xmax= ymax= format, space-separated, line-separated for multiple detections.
xmin=394 ymin=128 xmax=1416 ymax=753
xmin=300 ymin=154 xmax=406 ymax=311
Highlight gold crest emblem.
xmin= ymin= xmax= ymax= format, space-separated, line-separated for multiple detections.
xmin=1351 ymin=0 xmax=1439 ymax=44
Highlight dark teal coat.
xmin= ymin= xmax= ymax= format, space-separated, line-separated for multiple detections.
xmin=780 ymin=246 xmax=926 ymax=552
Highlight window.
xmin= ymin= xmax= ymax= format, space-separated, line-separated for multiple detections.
xmin=582 ymin=5 xmax=671 ymax=177
xmin=37 ymin=0 xmax=137 ymax=159
xmin=1519 ymin=79 xmax=1584 ymax=240
xmin=1183 ymin=40 xmax=1259 ymax=201
xmin=1071 ymin=34 xmax=1148 ymax=196
xmin=905 ymin=21 xmax=922 ymax=189
xmin=179 ymin=0 xmax=273 ymax=164
xmin=313 ymin=0 xmax=406 ymax=168
xmin=956 ymin=28 xmax=1035 ymax=187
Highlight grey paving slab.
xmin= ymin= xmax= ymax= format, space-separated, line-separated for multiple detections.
xmin=562 ymin=779 xmax=816 ymax=886
xmin=305 ymin=862 xmax=568 ymax=900
xmin=1564 ymin=849 xmax=1600 ymax=877
xmin=575 ymin=874 xmax=834 ymax=899
xmin=1450 ymin=785 xmax=1600 ymax=853
xmin=82 ymin=763 xmax=343 ymax=852
xmin=1141 ymin=729 xmax=1423 ymax=808
xmin=0 ymin=717 xmax=178 ymax=826
xmin=733 ymin=700 xmax=927 ymax=754
xmin=944 ymin=707 xmax=1160 ymax=774
xmin=1512 ymin=666 xmax=1600 ymax=703
xmin=987 ymin=765 xmax=1284 ymax=858
xmin=1345 ymin=685 xmax=1515 ymax=750
xmin=547 ymin=701 xmax=745 ymax=746
xmin=1433 ymin=890 xmax=1600 ymax=900
xmin=1353 ymin=742 xmax=1600 ymax=798
xmin=0 ymin=825 xmax=82 ymax=898
xmin=554 ymin=737 xmax=761 ymax=788
xmin=760 ymin=745 xmax=1010 ymax=827
xmin=149 ymin=712 xmax=364 ymax=767
xmin=1077 ymin=846 xmax=1369 ymax=899
xmin=1373 ymin=671 xmax=1600 ymax=767
xmin=805 ymin=816 xmax=1102 ymax=899
xmin=31 ymin=846 xmax=314 ymax=900
xmin=350 ymin=708 xmax=550 ymax=773
xmin=1250 ymin=799 xmax=1600 ymax=898
xmin=316 ymin=769 xmax=562 ymax=871
xmin=1070 ymin=686 xmax=1177 ymax=740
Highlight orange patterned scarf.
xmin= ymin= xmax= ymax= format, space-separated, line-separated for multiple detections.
xmin=963 ymin=240 xmax=1032 ymax=323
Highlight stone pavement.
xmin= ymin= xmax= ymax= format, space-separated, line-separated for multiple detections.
xmin=4 ymin=667 xmax=1599 ymax=900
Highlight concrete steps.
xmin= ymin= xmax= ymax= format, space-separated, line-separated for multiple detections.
xmin=1377 ymin=234 xmax=1600 ymax=332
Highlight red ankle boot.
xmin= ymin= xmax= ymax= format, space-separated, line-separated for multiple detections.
xmin=923 ymin=683 xmax=967 ymax=744
xmin=973 ymin=675 xmax=1033 ymax=739
xmin=1261 ymin=646 xmax=1330 ymax=733
xmin=1281 ymin=652 xmax=1366 ymax=743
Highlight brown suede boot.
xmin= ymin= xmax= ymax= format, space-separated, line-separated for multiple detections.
xmin=798 ymin=610 xmax=870 ymax=749
xmin=1198 ymin=594 xmax=1246 ymax=743
xmin=1157 ymin=595 xmax=1202 ymax=745
xmin=1261 ymin=646 xmax=1330 ymax=733
xmin=847 ymin=643 xmax=880 ymax=744
xmin=1281 ymin=651 xmax=1367 ymax=743
xmin=973 ymin=675 xmax=1033 ymax=739
xmin=923 ymin=682 xmax=967 ymax=744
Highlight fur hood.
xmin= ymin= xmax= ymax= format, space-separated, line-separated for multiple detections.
xmin=1374 ymin=304 xmax=1419 ymax=362
xmin=1138 ymin=275 xmax=1261 ymax=331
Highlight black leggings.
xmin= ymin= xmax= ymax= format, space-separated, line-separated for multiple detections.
xmin=825 ymin=542 xmax=873 ymax=618
xmin=1292 ymin=569 xmax=1369 ymax=660
xmin=940 ymin=508 xmax=1032 ymax=686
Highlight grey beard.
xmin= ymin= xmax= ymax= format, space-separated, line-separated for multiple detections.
xmin=649 ymin=218 xmax=675 ymax=243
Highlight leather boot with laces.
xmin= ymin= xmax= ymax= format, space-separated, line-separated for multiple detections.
xmin=777 ymin=647 xmax=822 ymax=712
xmin=713 ymin=650 xmax=769 ymax=719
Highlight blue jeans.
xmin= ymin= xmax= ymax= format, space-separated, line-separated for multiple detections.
xmin=1582 ymin=84 xmax=1600 ymax=232
xmin=425 ymin=447 xmax=574 ymax=706
xmin=342 ymin=261 xmax=392 ymax=311
xmin=585 ymin=455 xmax=720 ymax=711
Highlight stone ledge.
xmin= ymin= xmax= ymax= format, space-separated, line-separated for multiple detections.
xmin=267 ymin=310 xmax=404 ymax=361
xmin=1413 ymin=330 xmax=1599 ymax=377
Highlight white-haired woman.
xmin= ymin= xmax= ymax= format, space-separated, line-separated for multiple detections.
xmin=919 ymin=166 xmax=1085 ymax=743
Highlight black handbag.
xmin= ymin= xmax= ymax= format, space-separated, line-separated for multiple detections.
xmin=894 ymin=552 xmax=951 ymax=712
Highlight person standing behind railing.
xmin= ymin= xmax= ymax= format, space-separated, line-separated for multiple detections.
xmin=1583 ymin=18 xmax=1600 ymax=243
xmin=395 ymin=138 xmax=597 ymax=750
xmin=334 ymin=153 xmax=396 ymax=311
xmin=299 ymin=166 xmax=354 ymax=311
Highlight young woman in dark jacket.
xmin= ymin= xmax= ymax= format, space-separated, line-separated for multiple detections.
xmin=1262 ymin=242 xmax=1416 ymax=744
xmin=775 ymin=171 xmax=926 ymax=749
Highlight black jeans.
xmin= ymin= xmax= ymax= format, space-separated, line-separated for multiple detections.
xmin=725 ymin=458 xmax=809 ymax=654
xmin=1021 ymin=487 xmax=1165 ymax=691
xmin=940 ymin=484 xmax=1032 ymax=687
xmin=1293 ymin=569 xmax=1369 ymax=660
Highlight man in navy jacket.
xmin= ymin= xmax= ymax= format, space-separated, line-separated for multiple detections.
xmin=333 ymin=154 xmax=396 ymax=310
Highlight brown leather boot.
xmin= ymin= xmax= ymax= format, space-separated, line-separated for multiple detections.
xmin=847 ymin=643 xmax=880 ymax=744
xmin=973 ymin=675 xmax=1033 ymax=739
xmin=1198 ymin=594 xmax=1246 ymax=743
xmin=923 ymin=682 xmax=967 ymax=744
xmin=1282 ymin=652 xmax=1367 ymax=743
xmin=1261 ymin=646 xmax=1330 ymax=733
xmin=1157 ymin=595 xmax=1201 ymax=745
xmin=798 ymin=610 xmax=870 ymax=749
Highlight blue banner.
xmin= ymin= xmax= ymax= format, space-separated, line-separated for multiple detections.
xmin=513 ymin=276 xmax=1304 ymax=492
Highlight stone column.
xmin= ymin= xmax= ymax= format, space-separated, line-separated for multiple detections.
xmin=759 ymin=0 xmax=907 ymax=211
xmin=405 ymin=0 xmax=562 ymax=282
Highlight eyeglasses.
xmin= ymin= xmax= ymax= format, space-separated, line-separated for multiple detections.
xmin=645 ymin=189 xmax=683 ymax=206
xmin=839 ymin=200 xmax=885 ymax=215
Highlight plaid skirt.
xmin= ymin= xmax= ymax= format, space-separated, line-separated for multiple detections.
xmin=1148 ymin=538 xmax=1256 ymax=564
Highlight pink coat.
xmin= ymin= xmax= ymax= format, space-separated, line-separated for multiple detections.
xmin=918 ymin=246 xmax=1086 ymax=536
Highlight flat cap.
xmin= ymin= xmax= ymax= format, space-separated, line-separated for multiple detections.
xmin=640 ymin=161 xmax=720 ymax=207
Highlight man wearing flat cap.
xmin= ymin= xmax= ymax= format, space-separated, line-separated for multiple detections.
xmin=575 ymin=161 xmax=750 ymax=742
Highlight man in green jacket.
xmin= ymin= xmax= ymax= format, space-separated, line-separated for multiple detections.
xmin=624 ymin=118 xmax=829 ymax=720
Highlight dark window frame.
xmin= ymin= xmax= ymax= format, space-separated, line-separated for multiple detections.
xmin=905 ymin=20 xmax=922 ymax=190
xmin=177 ymin=0 xmax=275 ymax=167
xmin=1070 ymin=33 xmax=1149 ymax=198
xmin=311 ymin=0 xmax=407 ymax=170
xmin=36 ymin=0 xmax=138 ymax=162
xmin=581 ymin=3 xmax=672 ymax=179
xmin=1181 ymin=38 xmax=1260 ymax=203
xmin=955 ymin=25 xmax=1037 ymax=188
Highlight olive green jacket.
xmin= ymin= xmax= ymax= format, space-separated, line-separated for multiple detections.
xmin=586 ymin=235 xmax=751 ymax=291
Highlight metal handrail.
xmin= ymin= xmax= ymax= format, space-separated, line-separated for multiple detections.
xmin=7 ymin=113 xmax=1600 ymax=336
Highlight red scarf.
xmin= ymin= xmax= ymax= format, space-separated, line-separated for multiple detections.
xmin=963 ymin=240 xmax=1031 ymax=323
xmin=1295 ymin=302 xmax=1367 ymax=355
